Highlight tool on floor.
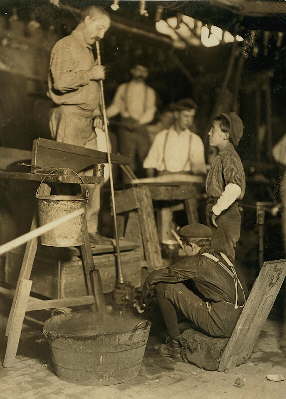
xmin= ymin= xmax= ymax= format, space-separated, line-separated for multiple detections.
xmin=96 ymin=41 xmax=136 ymax=308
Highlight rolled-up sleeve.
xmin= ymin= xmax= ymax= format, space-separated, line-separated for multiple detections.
xmin=50 ymin=42 xmax=89 ymax=93
xmin=143 ymin=132 xmax=163 ymax=169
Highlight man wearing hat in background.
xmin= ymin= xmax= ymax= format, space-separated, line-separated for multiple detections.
xmin=207 ymin=112 xmax=246 ymax=261
xmin=142 ymin=223 xmax=247 ymax=360
xmin=143 ymin=98 xmax=206 ymax=251
xmin=107 ymin=64 xmax=157 ymax=177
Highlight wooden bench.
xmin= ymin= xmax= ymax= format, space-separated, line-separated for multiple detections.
xmin=180 ymin=259 xmax=286 ymax=371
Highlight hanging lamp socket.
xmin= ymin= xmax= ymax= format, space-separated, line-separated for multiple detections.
xmin=111 ymin=0 xmax=120 ymax=11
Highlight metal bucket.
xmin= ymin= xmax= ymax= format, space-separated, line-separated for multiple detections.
xmin=37 ymin=194 xmax=87 ymax=247
xmin=43 ymin=312 xmax=151 ymax=385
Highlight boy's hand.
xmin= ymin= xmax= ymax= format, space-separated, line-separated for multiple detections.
xmin=211 ymin=212 xmax=218 ymax=228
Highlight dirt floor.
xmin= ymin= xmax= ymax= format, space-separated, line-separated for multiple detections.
xmin=1 ymin=308 xmax=286 ymax=399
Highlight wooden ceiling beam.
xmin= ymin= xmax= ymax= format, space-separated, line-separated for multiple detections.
xmin=210 ymin=0 xmax=286 ymax=17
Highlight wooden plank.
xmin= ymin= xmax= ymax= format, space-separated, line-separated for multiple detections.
xmin=135 ymin=186 xmax=162 ymax=269
xmin=3 ymin=279 xmax=32 ymax=367
xmin=148 ymin=184 xmax=199 ymax=201
xmin=5 ymin=215 xmax=38 ymax=336
xmin=132 ymin=175 xmax=204 ymax=185
xmin=114 ymin=188 xmax=139 ymax=214
xmin=0 ymin=170 xmax=103 ymax=184
xmin=219 ymin=259 xmax=286 ymax=371
xmin=27 ymin=295 xmax=95 ymax=311
xmin=0 ymin=147 xmax=31 ymax=170
xmin=32 ymin=138 xmax=130 ymax=171
xmin=69 ymin=239 xmax=139 ymax=256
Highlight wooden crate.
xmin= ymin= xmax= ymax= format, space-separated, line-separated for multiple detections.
xmin=4 ymin=246 xmax=145 ymax=298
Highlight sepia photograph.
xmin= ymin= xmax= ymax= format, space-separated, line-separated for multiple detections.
xmin=0 ymin=0 xmax=286 ymax=398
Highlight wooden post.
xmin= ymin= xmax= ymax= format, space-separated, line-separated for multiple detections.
xmin=184 ymin=199 xmax=199 ymax=224
xmin=233 ymin=54 xmax=245 ymax=113
xmin=265 ymin=75 xmax=273 ymax=162
xmin=255 ymin=87 xmax=262 ymax=162
xmin=135 ymin=186 xmax=162 ymax=269
xmin=204 ymin=41 xmax=239 ymax=142
xmin=3 ymin=279 xmax=32 ymax=367
xmin=5 ymin=215 xmax=38 ymax=336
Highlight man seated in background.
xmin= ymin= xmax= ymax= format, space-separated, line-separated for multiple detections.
xmin=143 ymin=99 xmax=206 ymax=252
xmin=142 ymin=223 xmax=247 ymax=361
xmin=146 ymin=107 xmax=174 ymax=144
xmin=107 ymin=64 xmax=157 ymax=178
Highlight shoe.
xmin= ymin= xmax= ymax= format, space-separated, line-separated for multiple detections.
xmin=88 ymin=233 xmax=112 ymax=245
xmin=159 ymin=337 xmax=183 ymax=361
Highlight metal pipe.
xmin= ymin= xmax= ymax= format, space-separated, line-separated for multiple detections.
xmin=96 ymin=41 xmax=124 ymax=285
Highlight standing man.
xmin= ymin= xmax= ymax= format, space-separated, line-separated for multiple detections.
xmin=47 ymin=6 xmax=111 ymax=242
xmin=143 ymin=99 xmax=206 ymax=250
xmin=107 ymin=64 xmax=157 ymax=176
xmin=206 ymin=112 xmax=246 ymax=261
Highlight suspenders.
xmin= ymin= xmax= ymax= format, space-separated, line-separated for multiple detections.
xmin=202 ymin=252 xmax=246 ymax=309
xmin=162 ymin=129 xmax=193 ymax=172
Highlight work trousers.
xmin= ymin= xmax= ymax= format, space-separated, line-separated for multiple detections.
xmin=156 ymin=282 xmax=242 ymax=338
xmin=49 ymin=106 xmax=101 ymax=234
xmin=206 ymin=200 xmax=241 ymax=261
xmin=118 ymin=125 xmax=150 ymax=179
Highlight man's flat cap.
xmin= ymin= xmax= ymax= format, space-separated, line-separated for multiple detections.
xmin=170 ymin=98 xmax=197 ymax=112
xmin=179 ymin=224 xmax=212 ymax=240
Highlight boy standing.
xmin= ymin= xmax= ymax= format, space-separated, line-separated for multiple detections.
xmin=207 ymin=113 xmax=246 ymax=260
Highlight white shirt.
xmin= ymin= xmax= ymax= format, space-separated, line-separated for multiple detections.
xmin=273 ymin=134 xmax=286 ymax=166
xmin=107 ymin=81 xmax=156 ymax=125
xmin=143 ymin=127 xmax=206 ymax=174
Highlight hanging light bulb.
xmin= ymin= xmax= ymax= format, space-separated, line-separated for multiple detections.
xmin=139 ymin=0 xmax=149 ymax=17
xmin=111 ymin=0 xmax=120 ymax=11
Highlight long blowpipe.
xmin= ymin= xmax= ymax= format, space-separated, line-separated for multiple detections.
xmin=96 ymin=41 xmax=124 ymax=285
